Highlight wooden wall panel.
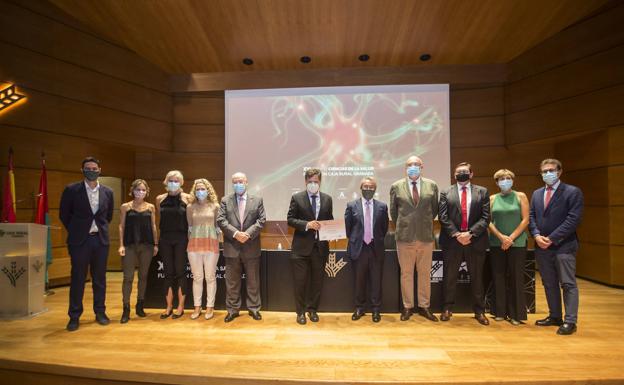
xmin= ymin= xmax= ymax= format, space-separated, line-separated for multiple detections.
xmin=1 ymin=89 xmax=172 ymax=151
xmin=508 ymin=2 xmax=624 ymax=82
xmin=449 ymin=87 xmax=504 ymax=119
xmin=0 ymin=0 xmax=172 ymax=283
xmin=449 ymin=117 xmax=504 ymax=148
xmin=173 ymin=124 xmax=225 ymax=153
xmin=0 ymin=0 xmax=169 ymax=92
xmin=506 ymin=44 xmax=624 ymax=114
xmin=173 ymin=95 xmax=225 ymax=125
xmin=505 ymin=84 xmax=624 ymax=145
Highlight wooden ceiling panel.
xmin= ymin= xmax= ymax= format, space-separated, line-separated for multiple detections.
xmin=49 ymin=0 xmax=609 ymax=74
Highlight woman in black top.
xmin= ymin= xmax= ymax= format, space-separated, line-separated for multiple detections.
xmin=156 ymin=170 xmax=192 ymax=319
xmin=118 ymin=179 xmax=158 ymax=323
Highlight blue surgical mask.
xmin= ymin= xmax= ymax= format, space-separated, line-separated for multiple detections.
xmin=233 ymin=183 xmax=246 ymax=195
xmin=306 ymin=182 xmax=320 ymax=194
xmin=498 ymin=179 xmax=513 ymax=192
xmin=167 ymin=181 xmax=180 ymax=192
xmin=542 ymin=171 xmax=558 ymax=186
xmin=195 ymin=190 xmax=208 ymax=201
xmin=407 ymin=165 xmax=421 ymax=179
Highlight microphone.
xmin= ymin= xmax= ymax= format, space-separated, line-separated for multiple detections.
xmin=275 ymin=222 xmax=292 ymax=250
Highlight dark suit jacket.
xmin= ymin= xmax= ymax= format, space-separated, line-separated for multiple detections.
xmin=59 ymin=181 xmax=114 ymax=246
xmin=287 ymin=191 xmax=333 ymax=256
xmin=344 ymin=198 xmax=389 ymax=261
xmin=217 ymin=193 xmax=266 ymax=259
xmin=438 ymin=183 xmax=490 ymax=251
xmin=529 ymin=182 xmax=584 ymax=253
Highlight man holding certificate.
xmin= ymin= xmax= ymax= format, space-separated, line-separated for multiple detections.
xmin=287 ymin=168 xmax=334 ymax=325
xmin=345 ymin=177 xmax=389 ymax=322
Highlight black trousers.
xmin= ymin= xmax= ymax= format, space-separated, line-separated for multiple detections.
xmin=352 ymin=242 xmax=384 ymax=312
xmin=68 ymin=234 xmax=109 ymax=319
xmin=442 ymin=244 xmax=486 ymax=314
xmin=160 ymin=233 xmax=189 ymax=297
xmin=490 ymin=246 xmax=527 ymax=320
xmin=290 ymin=244 xmax=326 ymax=315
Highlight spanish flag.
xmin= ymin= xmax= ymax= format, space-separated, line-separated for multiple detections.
xmin=35 ymin=153 xmax=53 ymax=283
xmin=1 ymin=147 xmax=16 ymax=223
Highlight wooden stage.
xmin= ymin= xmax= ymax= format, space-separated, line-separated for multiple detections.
xmin=0 ymin=273 xmax=623 ymax=385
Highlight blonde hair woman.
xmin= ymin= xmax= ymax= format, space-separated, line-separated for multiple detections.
xmin=156 ymin=170 xmax=192 ymax=319
xmin=186 ymin=179 xmax=220 ymax=320
xmin=488 ymin=169 xmax=529 ymax=325
xmin=118 ymin=179 xmax=158 ymax=323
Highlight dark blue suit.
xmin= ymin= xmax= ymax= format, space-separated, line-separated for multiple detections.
xmin=529 ymin=182 xmax=583 ymax=323
xmin=345 ymin=198 xmax=389 ymax=312
xmin=59 ymin=181 xmax=114 ymax=320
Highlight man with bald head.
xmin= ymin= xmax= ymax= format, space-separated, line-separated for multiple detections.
xmin=390 ymin=156 xmax=439 ymax=322
xmin=217 ymin=172 xmax=266 ymax=322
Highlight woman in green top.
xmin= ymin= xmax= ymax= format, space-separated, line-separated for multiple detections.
xmin=489 ymin=169 xmax=529 ymax=325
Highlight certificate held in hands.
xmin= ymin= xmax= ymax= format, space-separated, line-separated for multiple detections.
xmin=318 ymin=219 xmax=346 ymax=241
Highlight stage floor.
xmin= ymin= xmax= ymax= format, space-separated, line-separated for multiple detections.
xmin=0 ymin=273 xmax=623 ymax=385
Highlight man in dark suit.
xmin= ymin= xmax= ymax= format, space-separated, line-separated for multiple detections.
xmin=217 ymin=172 xmax=266 ymax=323
xmin=345 ymin=177 xmax=389 ymax=323
xmin=529 ymin=158 xmax=583 ymax=335
xmin=59 ymin=156 xmax=114 ymax=331
xmin=287 ymin=168 xmax=333 ymax=325
xmin=438 ymin=162 xmax=491 ymax=325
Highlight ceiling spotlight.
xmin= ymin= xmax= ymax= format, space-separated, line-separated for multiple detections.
xmin=242 ymin=58 xmax=254 ymax=65
xmin=300 ymin=56 xmax=312 ymax=64
xmin=419 ymin=54 xmax=431 ymax=62
xmin=358 ymin=54 xmax=370 ymax=62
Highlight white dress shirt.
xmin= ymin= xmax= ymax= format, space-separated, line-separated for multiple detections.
xmin=408 ymin=177 xmax=421 ymax=197
xmin=84 ymin=181 xmax=100 ymax=233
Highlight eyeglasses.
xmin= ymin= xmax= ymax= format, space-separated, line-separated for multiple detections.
xmin=541 ymin=168 xmax=558 ymax=174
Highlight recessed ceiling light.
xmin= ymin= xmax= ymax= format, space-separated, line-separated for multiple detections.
xmin=242 ymin=58 xmax=254 ymax=65
xmin=358 ymin=54 xmax=370 ymax=62
xmin=419 ymin=54 xmax=431 ymax=62
xmin=300 ymin=56 xmax=312 ymax=64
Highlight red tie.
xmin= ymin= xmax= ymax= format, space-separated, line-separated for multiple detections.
xmin=545 ymin=186 xmax=553 ymax=208
xmin=460 ymin=186 xmax=468 ymax=231
xmin=412 ymin=181 xmax=419 ymax=205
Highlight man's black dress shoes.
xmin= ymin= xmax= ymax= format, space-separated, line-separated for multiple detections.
xmin=95 ymin=312 xmax=110 ymax=325
xmin=557 ymin=322 xmax=577 ymax=335
xmin=66 ymin=318 xmax=79 ymax=332
xmin=535 ymin=316 xmax=563 ymax=327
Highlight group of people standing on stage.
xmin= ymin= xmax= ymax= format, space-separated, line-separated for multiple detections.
xmin=60 ymin=155 xmax=583 ymax=336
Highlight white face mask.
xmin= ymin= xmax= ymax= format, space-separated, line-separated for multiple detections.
xmin=167 ymin=181 xmax=180 ymax=192
xmin=306 ymin=182 xmax=320 ymax=194
xmin=133 ymin=190 xmax=146 ymax=199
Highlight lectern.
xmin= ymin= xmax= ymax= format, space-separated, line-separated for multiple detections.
xmin=0 ymin=223 xmax=47 ymax=318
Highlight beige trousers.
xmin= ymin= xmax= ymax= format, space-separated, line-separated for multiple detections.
xmin=396 ymin=240 xmax=434 ymax=309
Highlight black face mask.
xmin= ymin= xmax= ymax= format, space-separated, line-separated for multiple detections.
xmin=83 ymin=170 xmax=100 ymax=181
xmin=361 ymin=189 xmax=375 ymax=201
xmin=455 ymin=173 xmax=470 ymax=183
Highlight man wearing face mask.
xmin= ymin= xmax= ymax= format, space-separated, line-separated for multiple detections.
xmin=287 ymin=168 xmax=334 ymax=325
xmin=529 ymin=159 xmax=583 ymax=335
xmin=217 ymin=172 xmax=266 ymax=322
xmin=390 ymin=156 xmax=440 ymax=322
xmin=59 ymin=157 xmax=114 ymax=331
xmin=345 ymin=177 xmax=389 ymax=322
xmin=438 ymin=162 xmax=490 ymax=325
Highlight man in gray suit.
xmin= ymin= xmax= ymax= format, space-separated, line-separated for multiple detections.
xmin=217 ymin=172 xmax=266 ymax=322
xmin=390 ymin=155 xmax=439 ymax=322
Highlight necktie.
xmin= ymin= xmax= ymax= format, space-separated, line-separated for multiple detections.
xmin=545 ymin=186 xmax=553 ymax=208
xmin=460 ymin=186 xmax=468 ymax=231
xmin=364 ymin=201 xmax=372 ymax=244
xmin=412 ymin=181 xmax=419 ymax=205
xmin=238 ymin=195 xmax=246 ymax=229
xmin=311 ymin=195 xmax=317 ymax=219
